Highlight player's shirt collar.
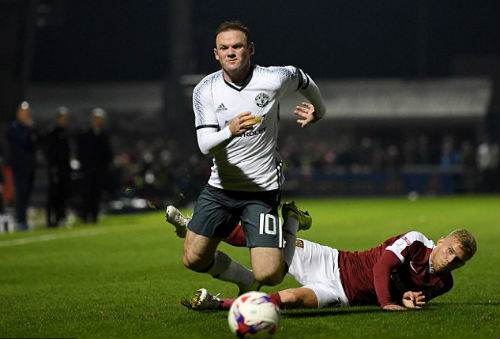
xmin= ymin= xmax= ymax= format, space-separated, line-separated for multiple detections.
xmin=223 ymin=65 xmax=255 ymax=92
xmin=428 ymin=246 xmax=435 ymax=274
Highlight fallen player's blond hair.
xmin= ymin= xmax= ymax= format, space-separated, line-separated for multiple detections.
xmin=448 ymin=229 xmax=477 ymax=259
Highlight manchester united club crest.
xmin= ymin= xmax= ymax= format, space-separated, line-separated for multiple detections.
xmin=255 ymin=93 xmax=270 ymax=108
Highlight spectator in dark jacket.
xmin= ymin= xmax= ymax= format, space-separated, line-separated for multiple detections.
xmin=7 ymin=101 xmax=38 ymax=231
xmin=44 ymin=107 xmax=71 ymax=227
xmin=0 ymin=154 xmax=5 ymax=215
xmin=76 ymin=108 xmax=112 ymax=224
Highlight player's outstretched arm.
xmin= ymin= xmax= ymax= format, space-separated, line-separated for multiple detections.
xmin=382 ymin=291 xmax=426 ymax=311
xmin=296 ymin=76 xmax=326 ymax=127
xmin=294 ymin=102 xmax=317 ymax=128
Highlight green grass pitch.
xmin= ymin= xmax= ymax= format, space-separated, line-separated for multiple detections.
xmin=0 ymin=195 xmax=499 ymax=339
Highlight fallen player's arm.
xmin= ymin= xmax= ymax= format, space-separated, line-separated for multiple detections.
xmin=382 ymin=304 xmax=407 ymax=311
xmin=383 ymin=291 xmax=426 ymax=311
xmin=373 ymin=250 xmax=404 ymax=310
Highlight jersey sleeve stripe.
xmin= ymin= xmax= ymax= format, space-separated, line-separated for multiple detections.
xmin=296 ymin=67 xmax=304 ymax=90
xmin=386 ymin=246 xmax=405 ymax=262
xmin=302 ymin=73 xmax=310 ymax=89
xmin=275 ymin=160 xmax=283 ymax=189
xmin=296 ymin=68 xmax=310 ymax=90
xmin=385 ymin=231 xmax=434 ymax=263
xmin=196 ymin=124 xmax=220 ymax=130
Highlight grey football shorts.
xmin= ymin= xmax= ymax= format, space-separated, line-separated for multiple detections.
xmin=187 ymin=184 xmax=283 ymax=248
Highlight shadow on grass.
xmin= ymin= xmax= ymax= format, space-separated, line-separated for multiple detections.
xmin=283 ymin=308 xmax=381 ymax=318
xmin=180 ymin=301 xmax=499 ymax=320
xmin=434 ymin=301 xmax=500 ymax=306
xmin=280 ymin=302 xmax=500 ymax=318
xmin=181 ymin=307 xmax=381 ymax=319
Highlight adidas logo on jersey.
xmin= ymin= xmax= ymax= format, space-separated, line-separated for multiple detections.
xmin=216 ymin=103 xmax=228 ymax=113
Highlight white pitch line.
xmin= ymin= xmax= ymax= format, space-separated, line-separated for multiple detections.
xmin=0 ymin=229 xmax=108 ymax=247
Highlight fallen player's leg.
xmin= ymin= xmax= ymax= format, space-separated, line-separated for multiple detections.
xmin=180 ymin=286 xmax=319 ymax=310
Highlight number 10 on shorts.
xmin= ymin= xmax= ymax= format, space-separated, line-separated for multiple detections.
xmin=259 ymin=213 xmax=284 ymax=248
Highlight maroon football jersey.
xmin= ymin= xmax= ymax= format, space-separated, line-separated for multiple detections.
xmin=338 ymin=231 xmax=453 ymax=307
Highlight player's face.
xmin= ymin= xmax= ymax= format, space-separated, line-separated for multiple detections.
xmin=17 ymin=107 xmax=33 ymax=126
xmin=93 ymin=116 xmax=103 ymax=129
xmin=431 ymin=236 xmax=468 ymax=273
xmin=214 ymin=30 xmax=254 ymax=81
xmin=58 ymin=114 xmax=69 ymax=127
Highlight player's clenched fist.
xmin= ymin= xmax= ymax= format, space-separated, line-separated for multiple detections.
xmin=229 ymin=111 xmax=258 ymax=136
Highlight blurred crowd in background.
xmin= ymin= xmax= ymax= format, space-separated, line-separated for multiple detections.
xmin=1 ymin=102 xmax=114 ymax=231
xmin=1 ymin=100 xmax=498 ymax=232
xmin=0 ymin=1 xmax=497 ymax=233
xmin=280 ymin=133 xmax=499 ymax=183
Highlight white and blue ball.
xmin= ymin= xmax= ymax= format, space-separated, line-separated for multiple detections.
xmin=228 ymin=291 xmax=281 ymax=339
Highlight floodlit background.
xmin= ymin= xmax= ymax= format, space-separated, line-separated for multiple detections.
xmin=0 ymin=2 xmax=499 ymax=339
xmin=0 ymin=0 xmax=498 ymax=225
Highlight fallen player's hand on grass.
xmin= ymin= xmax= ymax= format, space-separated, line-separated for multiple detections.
xmin=401 ymin=291 xmax=426 ymax=309
xmin=382 ymin=304 xmax=407 ymax=311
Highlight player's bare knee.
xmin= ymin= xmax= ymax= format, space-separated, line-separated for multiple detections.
xmin=182 ymin=251 xmax=208 ymax=272
xmin=181 ymin=252 xmax=196 ymax=270
xmin=251 ymin=248 xmax=284 ymax=285
xmin=253 ymin=269 xmax=284 ymax=286
xmin=182 ymin=232 xmax=219 ymax=272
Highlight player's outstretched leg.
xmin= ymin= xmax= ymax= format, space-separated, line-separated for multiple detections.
xmin=165 ymin=205 xmax=190 ymax=238
xmin=180 ymin=288 xmax=284 ymax=311
xmin=183 ymin=230 xmax=259 ymax=294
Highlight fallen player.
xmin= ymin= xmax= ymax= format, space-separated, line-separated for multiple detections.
xmin=166 ymin=204 xmax=476 ymax=311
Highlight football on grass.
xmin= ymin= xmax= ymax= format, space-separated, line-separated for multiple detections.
xmin=228 ymin=291 xmax=280 ymax=338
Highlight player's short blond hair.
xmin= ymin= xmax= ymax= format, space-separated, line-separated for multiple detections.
xmin=214 ymin=20 xmax=252 ymax=46
xmin=447 ymin=229 xmax=477 ymax=260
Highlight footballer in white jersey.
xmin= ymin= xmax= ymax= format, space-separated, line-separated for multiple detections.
xmin=193 ymin=64 xmax=314 ymax=191
xmin=180 ymin=20 xmax=326 ymax=293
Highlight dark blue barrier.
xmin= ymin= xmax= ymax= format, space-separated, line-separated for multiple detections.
xmin=282 ymin=167 xmax=460 ymax=196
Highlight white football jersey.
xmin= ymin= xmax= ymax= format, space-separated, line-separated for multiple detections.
xmin=193 ymin=65 xmax=310 ymax=191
